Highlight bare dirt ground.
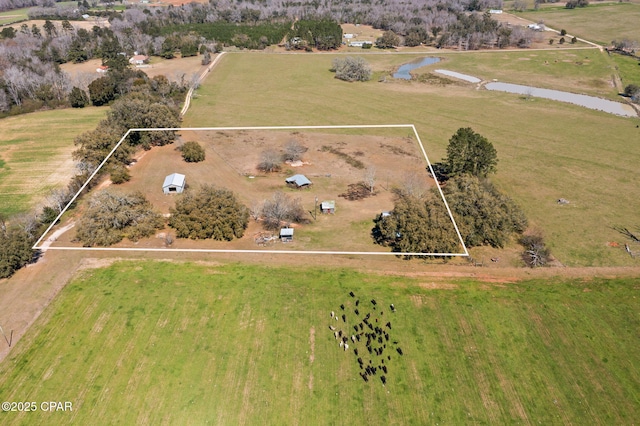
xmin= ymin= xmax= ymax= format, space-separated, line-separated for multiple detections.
xmin=50 ymin=128 xmax=434 ymax=254
xmin=60 ymin=55 xmax=206 ymax=83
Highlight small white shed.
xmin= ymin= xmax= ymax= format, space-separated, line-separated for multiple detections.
xmin=163 ymin=173 xmax=186 ymax=194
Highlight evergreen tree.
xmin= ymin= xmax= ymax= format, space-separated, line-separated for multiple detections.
xmin=445 ymin=127 xmax=498 ymax=177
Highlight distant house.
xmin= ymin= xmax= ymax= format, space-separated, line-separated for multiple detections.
xmin=129 ymin=55 xmax=149 ymax=66
xmin=285 ymin=174 xmax=312 ymax=188
xmin=320 ymin=200 xmax=335 ymax=214
xmin=344 ymin=33 xmax=355 ymax=39
xmin=348 ymin=41 xmax=372 ymax=47
xmin=96 ymin=65 xmax=108 ymax=73
xmin=280 ymin=227 xmax=294 ymax=242
xmin=489 ymin=9 xmax=502 ymax=13
xmin=163 ymin=173 xmax=186 ymax=194
xmin=527 ymin=23 xmax=543 ymax=31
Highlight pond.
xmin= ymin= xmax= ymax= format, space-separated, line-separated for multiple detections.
xmin=485 ymin=82 xmax=636 ymax=117
xmin=393 ymin=57 xmax=441 ymax=80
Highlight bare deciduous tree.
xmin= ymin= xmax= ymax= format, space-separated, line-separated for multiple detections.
xmin=283 ymin=139 xmax=307 ymax=162
xmin=258 ymin=149 xmax=281 ymax=172
xmin=364 ymin=165 xmax=376 ymax=193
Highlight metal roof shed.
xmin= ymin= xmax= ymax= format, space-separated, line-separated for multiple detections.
xmin=163 ymin=173 xmax=186 ymax=194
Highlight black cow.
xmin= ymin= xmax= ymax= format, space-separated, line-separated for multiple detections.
xmin=340 ymin=304 xmax=344 ymax=310
xmin=396 ymin=347 xmax=403 ymax=355
xmin=354 ymin=309 xmax=359 ymax=316
xmin=355 ymin=300 xmax=359 ymax=306
xmin=371 ymin=299 xmax=377 ymax=305
xmin=381 ymin=376 xmax=386 ymax=385
xmin=342 ymin=314 xmax=346 ymax=322
xmin=349 ymin=291 xmax=355 ymax=297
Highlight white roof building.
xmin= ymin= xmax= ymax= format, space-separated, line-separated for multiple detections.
xmin=163 ymin=173 xmax=186 ymax=194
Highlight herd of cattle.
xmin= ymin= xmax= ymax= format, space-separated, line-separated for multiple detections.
xmin=329 ymin=292 xmax=402 ymax=386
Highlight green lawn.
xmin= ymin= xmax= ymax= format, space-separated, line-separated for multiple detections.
xmin=0 ymin=8 xmax=29 ymax=26
xmin=612 ymin=53 xmax=640 ymax=89
xmin=184 ymin=52 xmax=640 ymax=266
xmin=516 ymin=2 xmax=640 ymax=46
xmin=0 ymin=261 xmax=638 ymax=424
xmin=0 ymin=108 xmax=106 ymax=218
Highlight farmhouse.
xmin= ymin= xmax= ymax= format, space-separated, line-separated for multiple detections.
xmin=285 ymin=174 xmax=312 ymax=188
xmin=321 ymin=200 xmax=336 ymax=214
xmin=348 ymin=41 xmax=373 ymax=48
xmin=163 ymin=173 xmax=186 ymax=194
xmin=129 ymin=55 xmax=149 ymax=66
xmin=280 ymin=227 xmax=294 ymax=242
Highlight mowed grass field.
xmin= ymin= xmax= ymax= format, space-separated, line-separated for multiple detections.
xmin=183 ymin=52 xmax=640 ymax=266
xmin=0 ymin=260 xmax=639 ymax=424
xmin=516 ymin=2 xmax=640 ymax=46
xmin=0 ymin=108 xmax=106 ymax=217
xmin=0 ymin=8 xmax=29 ymax=26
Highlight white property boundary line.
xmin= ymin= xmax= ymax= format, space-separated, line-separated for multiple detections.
xmin=33 ymin=124 xmax=469 ymax=257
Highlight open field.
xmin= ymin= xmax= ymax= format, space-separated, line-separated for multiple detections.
xmin=0 ymin=260 xmax=639 ymax=424
xmin=431 ymin=49 xmax=620 ymax=99
xmin=612 ymin=53 xmax=640 ymax=89
xmin=516 ymin=2 xmax=640 ymax=46
xmin=181 ymin=52 xmax=640 ymax=266
xmin=0 ymin=108 xmax=106 ymax=218
xmin=0 ymin=8 xmax=28 ymax=26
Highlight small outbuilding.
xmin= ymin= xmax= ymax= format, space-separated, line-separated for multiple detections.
xmin=163 ymin=173 xmax=186 ymax=194
xmin=320 ymin=200 xmax=336 ymax=214
xmin=285 ymin=174 xmax=312 ymax=189
xmin=280 ymin=227 xmax=294 ymax=242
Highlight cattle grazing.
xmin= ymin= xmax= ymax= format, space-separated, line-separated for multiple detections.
xmin=382 ymin=366 xmax=388 ymax=374
xmin=355 ymin=300 xmax=359 ymax=306
xmin=355 ymin=349 xmax=359 ymax=356
xmin=354 ymin=309 xmax=359 ymax=316
xmin=330 ymin=311 xmax=335 ymax=318
xmin=368 ymin=323 xmax=374 ymax=331
xmin=367 ymin=346 xmax=373 ymax=354
xmin=390 ymin=303 xmax=395 ymax=312
xmin=338 ymin=330 xmax=343 ymax=337
xmin=371 ymin=299 xmax=377 ymax=305
xmin=343 ymin=336 xmax=348 ymax=343
xmin=388 ymin=355 xmax=391 ymax=360
xmin=386 ymin=322 xmax=391 ymax=329
xmin=396 ymin=347 xmax=403 ymax=355
xmin=385 ymin=334 xmax=389 ymax=342
xmin=365 ymin=313 xmax=370 ymax=320
xmin=344 ymin=343 xmax=349 ymax=351
xmin=349 ymin=291 xmax=355 ymax=297
xmin=334 ymin=331 xmax=338 ymax=339
xmin=359 ymin=323 xmax=364 ymax=331
xmin=378 ymin=336 xmax=383 ymax=344
xmin=351 ymin=335 xmax=356 ymax=343
xmin=340 ymin=304 xmax=344 ymax=310
xmin=356 ymin=334 xmax=361 ymax=342
xmin=381 ymin=311 xmax=383 ymax=316
xmin=339 ymin=341 xmax=343 ymax=347
xmin=329 ymin=325 xmax=336 ymax=331
xmin=353 ymin=325 xmax=358 ymax=332
xmin=381 ymin=376 xmax=386 ymax=385
xmin=342 ymin=314 xmax=346 ymax=322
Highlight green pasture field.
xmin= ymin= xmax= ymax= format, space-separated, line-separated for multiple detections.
xmin=612 ymin=53 xmax=640 ymax=89
xmin=516 ymin=2 xmax=640 ymax=46
xmin=0 ymin=108 xmax=106 ymax=218
xmin=183 ymin=52 xmax=640 ymax=266
xmin=435 ymin=49 xmax=619 ymax=99
xmin=0 ymin=261 xmax=639 ymax=424
xmin=0 ymin=8 xmax=29 ymax=26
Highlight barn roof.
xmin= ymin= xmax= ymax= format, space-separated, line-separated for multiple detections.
xmin=163 ymin=173 xmax=185 ymax=188
xmin=285 ymin=174 xmax=312 ymax=187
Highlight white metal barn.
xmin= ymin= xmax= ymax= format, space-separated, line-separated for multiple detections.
xmin=163 ymin=173 xmax=186 ymax=194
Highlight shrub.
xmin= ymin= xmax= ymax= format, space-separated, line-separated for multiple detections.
xmin=181 ymin=141 xmax=206 ymax=163
xmin=69 ymin=86 xmax=89 ymax=108
xmin=75 ymin=190 xmax=163 ymax=246
xmin=0 ymin=225 xmax=36 ymax=279
xmin=110 ymin=164 xmax=131 ymax=184
xmin=169 ymin=185 xmax=249 ymax=240
xmin=332 ymin=56 xmax=372 ymax=82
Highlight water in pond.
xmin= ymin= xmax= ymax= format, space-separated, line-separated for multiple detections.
xmin=393 ymin=57 xmax=441 ymax=80
xmin=485 ymin=82 xmax=636 ymax=117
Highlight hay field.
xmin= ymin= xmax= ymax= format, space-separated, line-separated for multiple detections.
xmin=182 ymin=52 xmax=640 ymax=266
xmin=0 ymin=260 xmax=638 ymax=424
xmin=516 ymin=2 xmax=640 ymax=46
xmin=0 ymin=108 xmax=106 ymax=217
